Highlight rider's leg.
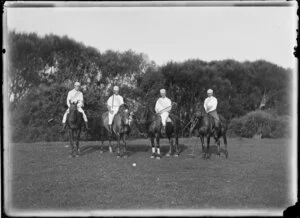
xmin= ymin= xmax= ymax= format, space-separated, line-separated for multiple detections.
xmin=161 ymin=112 xmax=169 ymax=134
xmin=61 ymin=109 xmax=69 ymax=132
xmin=108 ymin=112 xmax=113 ymax=133
xmin=108 ymin=109 xmax=117 ymax=133
xmin=78 ymin=107 xmax=89 ymax=130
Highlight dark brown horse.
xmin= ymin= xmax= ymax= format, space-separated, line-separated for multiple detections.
xmin=191 ymin=106 xmax=228 ymax=159
xmin=101 ymin=104 xmax=131 ymax=158
xmin=137 ymin=106 xmax=181 ymax=159
xmin=66 ymin=101 xmax=84 ymax=157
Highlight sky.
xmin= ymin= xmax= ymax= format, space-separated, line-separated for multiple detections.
xmin=5 ymin=4 xmax=298 ymax=69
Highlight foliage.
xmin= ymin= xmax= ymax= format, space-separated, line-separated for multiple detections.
xmin=228 ymin=110 xmax=290 ymax=138
xmin=7 ymin=31 xmax=292 ymax=142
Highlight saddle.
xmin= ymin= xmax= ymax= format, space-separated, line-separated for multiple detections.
xmin=164 ymin=113 xmax=178 ymax=124
xmin=67 ymin=110 xmax=84 ymax=121
xmin=166 ymin=117 xmax=172 ymax=123
xmin=207 ymin=114 xmax=223 ymax=134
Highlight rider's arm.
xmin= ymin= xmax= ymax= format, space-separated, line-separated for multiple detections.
xmin=67 ymin=91 xmax=71 ymax=107
xmin=166 ymin=99 xmax=172 ymax=112
xmin=203 ymin=99 xmax=207 ymax=112
xmin=209 ymin=97 xmax=218 ymax=112
xmin=107 ymin=96 xmax=112 ymax=111
xmin=78 ymin=92 xmax=84 ymax=107
xmin=155 ymin=100 xmax=160 ymax=113
xmin=120 ymin=96 xmax=124 ymax=106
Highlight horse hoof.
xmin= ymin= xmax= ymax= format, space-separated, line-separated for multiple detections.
xmin=123 ymin=155 xmax=128 ymax=158
xmin=166 ymin=153 xmax=171 ymax=157
xmin=150 ymin=154 xmax=155 ymax=159
xmin=174 ymin=154 xmax=179 ymax=157
xmin=100 ymin=150 xmax=104 ymax=154
xmin=117 ymin=155 xmax=121 ymax=159
xmin=156 ymin=156 xmax=161 ymax=160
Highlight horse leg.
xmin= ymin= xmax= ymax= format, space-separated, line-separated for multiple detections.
xmin=100 ymin=141 xmax=104 ymax=154
xmin=69 ymin=130 xmax=74 ymax=157
xmin=223 ymin=133 xmax=228 ymax=159
xmin=200 ymin=135 xmax=205 ymax=159
xmin=166 ymin=137 xmax=172 ymax=157
xmin=150 ymin=137 xmax=155 ymax=158
xmin=108 ymin=134 xmax=113 ymax=153
xmin=99 ymin=127 xmax=104 ymax=154
xmin=75 ymin=129 xmax=81 ymax=157
xmin=174 ymin=135 xmax=179 ymax=157
xmin=216 ymin=136 xmax=221 ymax=158
xmin=116 ymin=135 xmax=121 ymax=158
xmin=155 ymin=133 xmax=161 ymax=159
xmin=122 ymin=134 xmax=128 ymax=158
xmin=206 ymin=136 xmax=211 ymax=159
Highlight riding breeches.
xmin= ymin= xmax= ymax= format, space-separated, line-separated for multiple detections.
xmin=160 ymin=111 xmax=169 ymax=127
xmin=62 ymin=107 xmax=88 ymax=123
xmin=108 ymin=108 xmax=119 ymax=125
xmin=208 ymin=110 xmax=220 ymax=128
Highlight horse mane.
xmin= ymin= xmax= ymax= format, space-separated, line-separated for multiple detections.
xmin=117 ymin=104 xmax=129 ymax=115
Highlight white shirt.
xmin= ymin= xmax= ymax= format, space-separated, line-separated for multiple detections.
xmin=204 ymin=96 xmax=218 ymax=113
xmin=107 ymin=94 xmax=124 ymax=109
xmin=67 ymin=89 xmax=84 ymax=107
xmin=155 ymin=97 xmax=172 ymax=113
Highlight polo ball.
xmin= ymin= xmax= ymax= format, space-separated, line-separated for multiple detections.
xmin=132 ymin=163 xmax=136 ymax=167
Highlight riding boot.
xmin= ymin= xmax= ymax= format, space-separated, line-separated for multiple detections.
xmin=60 ymin=123 xmax=66 ymax=133
xmin=109 ymin=125 xmax=113 ymax=134
xmin=85 ymin=121 xmax=90 ymax=130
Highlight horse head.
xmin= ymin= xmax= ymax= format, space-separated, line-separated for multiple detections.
xmin=68 ymin=100 xmax=80 ymax=122
xmin=118 ymin=104 xmax=131 ymax=126
xmin=139 ymin=103 xmax=155 ymax=125
xmin=69 ymin=100 xmax=79 ymax=111
xmin=194 ymin=102 xmax=206 ymax=119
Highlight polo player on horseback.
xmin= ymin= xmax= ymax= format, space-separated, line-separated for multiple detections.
xmin=61 ymin=81 xmax=89 ymax=132
xmin=107 ymin=85 xmax=124 ymax=133
xmin=204 ymin=89 xmax=220 ymax=132
xmin=155 ymin=89 xmax=172 ymax=135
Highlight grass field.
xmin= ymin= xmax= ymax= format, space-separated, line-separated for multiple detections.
xmin=6 ymin=137 xmax=295 ymax=215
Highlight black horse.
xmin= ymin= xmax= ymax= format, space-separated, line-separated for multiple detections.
xmin=136 ymin=106 xmax=181 ymax=159
xmin=191 ymin=106 xmax=228 ymax=159
xmin=101 ymin=104 xmax=131 ymax=158
xmin=66 ymin=101 xmax=84 ymax=157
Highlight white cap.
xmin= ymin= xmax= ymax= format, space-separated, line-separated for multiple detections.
xmin=160 ymin=89 xmax=166 ymax=94
xmin=207 ymin=89 xmax=213 ymax=94
xmin=113 ymin=86 xmax=119 ymax=91
xmin=74 ymin=82 xmax=80 ymax=86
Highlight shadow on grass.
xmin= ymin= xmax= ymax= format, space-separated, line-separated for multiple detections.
xmin=79 ymin=143 xmax=189 ymax=157
xmin=206 ymin=144 xmax=228 ymax=158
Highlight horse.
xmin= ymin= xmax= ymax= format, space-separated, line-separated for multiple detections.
xmin=191 ymin=106 xmax=228 ymax=159
xmin=101 ymin=104 xmax=132 ymax=158
xmin=66 ymin=101 xmax=84 ymax=157
xmin=136 ymin=105 xmax=181 ymax=159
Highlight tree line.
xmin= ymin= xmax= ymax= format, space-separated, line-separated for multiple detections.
xmin=7 ymin=31 xmax=292 ymax=142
